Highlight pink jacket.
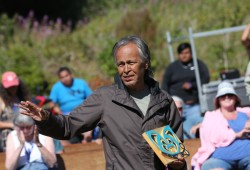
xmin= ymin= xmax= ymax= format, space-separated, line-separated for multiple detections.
xmin=191 ymin=107 xmax=250 ymax=170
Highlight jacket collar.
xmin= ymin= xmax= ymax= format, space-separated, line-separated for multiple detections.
xmin=114 ymin=74 xmax=161 ymax=96
xmin=112 ymin=75 xmax=170 ymax=117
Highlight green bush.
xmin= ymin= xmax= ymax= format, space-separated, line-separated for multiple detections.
xmin=1 ymin=0 xmax=250 ymax=94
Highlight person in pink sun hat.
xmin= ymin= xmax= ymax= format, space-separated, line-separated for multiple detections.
xmin=0 ymin=71 xmax=30 ymax=152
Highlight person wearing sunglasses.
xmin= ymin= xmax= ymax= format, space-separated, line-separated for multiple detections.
xmin=172 ymin=96 xmax=201 ymax=139
xmin=5 ymin=114 xmax=57 ymax=170
xmin=192 ymin=81 xmax=250 ymax=170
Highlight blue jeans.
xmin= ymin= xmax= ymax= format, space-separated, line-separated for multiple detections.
xmin=16 ymin=162 xmax=59 ymax=170
xmin=183 ymin=104 xmax=203 ymax=139
xmin=17 ymin=162 xmax=52 ymax=170
xmin=201 ymin=156 xmax=250 ymax=170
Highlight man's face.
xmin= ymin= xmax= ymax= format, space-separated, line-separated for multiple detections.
xmin=116 ymin=43 xmax=148 ymax=91
xmin=178 ymin=48 xmax=192 ymax=63
xmin=59 ymin=70 xmax=73 ymax=87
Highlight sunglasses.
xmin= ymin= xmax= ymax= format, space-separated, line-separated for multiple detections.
xmin=177 ymin=107 xmax=183 ymax=112
xmin=219 ymin=94 xmax=235 ymax=99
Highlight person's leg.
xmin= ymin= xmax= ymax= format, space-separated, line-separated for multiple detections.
xmin=201 ymin=158 xmax=234 ymax=170
xmin=183 ymin=104 xmax=202 ymax=139
xmin=237 ymin=155 xmax=250 ymax=170
xmin=183 ymin=117 xmax=195 ymax=139
xmin=53 ymin=139 xmax=64 ymax=154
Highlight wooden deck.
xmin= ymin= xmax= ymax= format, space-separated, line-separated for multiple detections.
xmin=0 ymin=139 xmax=200 ymax=170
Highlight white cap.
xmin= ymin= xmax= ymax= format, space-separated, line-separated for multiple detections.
xmin=215 ymin=81 xmax=237 ymax=98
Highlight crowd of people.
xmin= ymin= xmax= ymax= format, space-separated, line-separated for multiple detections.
xmin=0 ymin=24 xmax=250 ymax=170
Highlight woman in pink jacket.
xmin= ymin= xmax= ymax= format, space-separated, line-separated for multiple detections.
xmin=191 ymin=81 xmax=250 ymax=170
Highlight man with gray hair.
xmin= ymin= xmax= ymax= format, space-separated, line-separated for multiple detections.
xmin=20 ymin=35 xmax=186 ymax=170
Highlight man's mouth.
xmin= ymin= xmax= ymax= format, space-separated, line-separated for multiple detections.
xmin=123 ymin=75 xmax=133 ymax=82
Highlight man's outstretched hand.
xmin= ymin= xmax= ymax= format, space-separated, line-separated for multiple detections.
xmin=19 ymin=101 xmax=49 ymax=121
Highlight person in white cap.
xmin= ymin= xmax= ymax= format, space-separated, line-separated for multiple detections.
xmin=191 ymin=81 xmax=250 ymax=170
xmin=0 ymin=71 xmax=30 ymax=152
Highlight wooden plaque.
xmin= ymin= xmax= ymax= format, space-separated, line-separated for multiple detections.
xmin=142 ymin=125 xmax=189 ymax=165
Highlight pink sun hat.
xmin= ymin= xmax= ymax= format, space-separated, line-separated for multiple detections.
xmin=1 ymin=71 xmax=20 ymax=88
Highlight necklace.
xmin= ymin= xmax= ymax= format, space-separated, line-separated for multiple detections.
xmin=179 ymin=61 xmax=194 ymax=70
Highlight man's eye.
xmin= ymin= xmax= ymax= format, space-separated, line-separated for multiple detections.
xmin=129 ymin=62 xmax=135 ymax=65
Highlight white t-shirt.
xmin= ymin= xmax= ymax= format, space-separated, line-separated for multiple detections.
xmin=11 ymin=130 xmax=47 ymax=168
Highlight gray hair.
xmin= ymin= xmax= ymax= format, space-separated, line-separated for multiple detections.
xmin=112 ymin=35 xmax=153 ymax=78
xmin=13 ymin=114 xmax=34 ymax=126
xmin=172 ymin=96 xmax=184 ymax=107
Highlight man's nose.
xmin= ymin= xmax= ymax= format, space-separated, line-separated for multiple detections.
xmin=124 ymin=64 xmax=131 ymax=73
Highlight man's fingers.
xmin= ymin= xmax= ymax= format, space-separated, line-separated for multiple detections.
xmin=27 ymin=101 xmax=38 ymax=108
xmin=20 ymin=110 xmax=33 ymax=117
xmin=19 ymin=105 xmax=30 ymax=112
xmin=177 ymin=154 xmax=184 ymax=160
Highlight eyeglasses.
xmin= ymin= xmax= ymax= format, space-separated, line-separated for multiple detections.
xmin=219 ymin=94 xmax=235 ymax=99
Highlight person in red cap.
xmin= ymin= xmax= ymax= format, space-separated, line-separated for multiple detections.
xmin=0 ymin=71 xmax=30 ymax=152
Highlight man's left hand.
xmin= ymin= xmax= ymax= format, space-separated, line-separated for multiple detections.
xmin=168 ymin=154 xmax=186 ymax=170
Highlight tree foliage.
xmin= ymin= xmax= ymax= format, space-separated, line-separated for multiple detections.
xmin=0 ymin=0 xmax=250 ymax=94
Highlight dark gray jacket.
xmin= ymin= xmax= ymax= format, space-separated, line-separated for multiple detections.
xmin=37 ymin=77 xmax=184 ymax=170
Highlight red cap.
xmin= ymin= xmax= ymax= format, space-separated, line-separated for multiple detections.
xmin=1 ymin=71 xmax=20 ymax=88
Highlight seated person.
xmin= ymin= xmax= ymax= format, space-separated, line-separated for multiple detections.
xmin=192 ymin=81 xmax=250 ymax=170
xmin=0 ymin=71 xmax=30 ymax=152
xmin=172 ymin=96 xmax=201 ymax=138
xmin=5 ymin=114 xmax=57 ymax=170
xmin=162 ymin=43 xmax=209 ymax=139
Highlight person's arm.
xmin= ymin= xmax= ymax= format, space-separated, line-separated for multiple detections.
xmin=235 ymin=120 xmax=250 ymax=138
xmin=198 ymin=60 xmax=210 ymax=85
xmin=49 ymin=84 xmax=62 ymax=115
xmin=241 ymin=23 xmax=250 ymax=58
xmin=190 ymin=122 xmax=202 ymax=135
xmin=48 ymin=101 xmax=62 ymax=115
xmin=241 ymin=23 xmax=250 ymax=47
xmin=188 ymin=60 xmax=210 ymax=89
xmin=0 ymin=121 xmax=14 ymax=129
xmin=34 ymin=125 xmax=57 ymax=168
xmin=5 ymin=130 xmax=25 ymax=170
xmin=82 ymin=80 xmax=92 ymax=98
xmin=20 ymin=89 xmax=103 ymax=140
